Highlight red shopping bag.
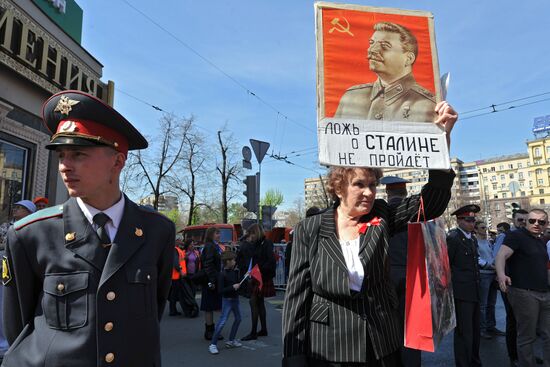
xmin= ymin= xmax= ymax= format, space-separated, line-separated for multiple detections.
xmin=404 ymin=198 xmax=455 ymax=352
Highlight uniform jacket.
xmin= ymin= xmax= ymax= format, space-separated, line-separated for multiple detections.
xmin=446 ymin=228 xmax=480 ymax=302
xmin=2 ymin=196 xmax=175 ymax=367
xmin=334 ymin=73 xmax=436 ymax=122
xmin=282 ymin=169 xmax=455 ymax=366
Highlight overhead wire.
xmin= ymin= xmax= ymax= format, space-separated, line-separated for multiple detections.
xmin=114 ymin=0 xmax=550 ymax=167
xmin=119 ymin=0 xmax=314 ymax=134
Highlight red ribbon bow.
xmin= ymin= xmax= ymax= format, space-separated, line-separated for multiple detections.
xmin=358 ymin=217 xmax=381 ymax=234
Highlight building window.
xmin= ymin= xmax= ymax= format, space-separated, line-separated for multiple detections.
xmin=518 ymin=163 xmax=523 ymax=168
xmin=541 ymin=199 xmax=546 ymax=204
xmin=495 ymin=204 xmax=500 ymax=210
xmin=519 ymin=172 xmax=524 ymax=179
xmin=509 ymin=164 xmax=514 ymax=169
xmin=500 ymin=174 xmax=505 ymax=180
xmin=535 ymin=147 xmax=542 ymax=157
xmin=499 ymin=164 xmax=504 ymax=170
xmin=483 ymin=168 xmax=487 ymax=173
xmin=536 ymin=168 xmax=543 ymax=175
xmin=520 ymin=191 xmax=525 ymax=196
xmin=502 ymin=192 xmax=507 ymax=198
xmin=540 ymin=189 xmax=545 ymax=194
xmin=491 ymin=166 xmax=495 ymax=172
xmin=501 ymin=183 xmax=506 ymax=189
xmin=509 ymin=173 xmax=514 ymax=179
xmin=0 ymin=139 xmax=31 ymax=224
xmin=494 ymin=194 xmax=498 ymax=199
xmin=492 ymin=183 xmax=497 ymax=190
xmin=538 ymin=179 xmax=544 ymax=185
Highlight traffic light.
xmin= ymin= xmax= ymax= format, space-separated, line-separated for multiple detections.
xmin=243 ymin=175 xmax=258 ymax=213
xmin=505 ymin=202 xmax=521 ymax=219
xmin=261 ymin=205 xmax=277 ymax=230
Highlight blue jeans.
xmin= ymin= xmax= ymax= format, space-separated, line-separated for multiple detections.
xmin=479 ymin=272 xmax=497 ymax=331
xmin=211 ymin=297 xmax=241 ymax=345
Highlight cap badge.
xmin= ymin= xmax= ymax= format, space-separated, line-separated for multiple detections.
xmin=135 ymin=228 xmax=143 ymax=237
xmin=65 ymin=232 xmax=76 ymax=241
xmin=54 ymin=96 xmax=80 ymax=116
xmin=60 ymin=120 xmax=78 ymax=133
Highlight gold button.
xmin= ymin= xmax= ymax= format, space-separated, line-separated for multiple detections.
xmin=105 ymin=353 xmax=115 ymax=363
xmin=106 ymin=291 xmax=116 ymax=301
xmin=57 ymin=283 xmax=65 ymax=292
xmin=104 ymin=322 xmax=114 ymax=332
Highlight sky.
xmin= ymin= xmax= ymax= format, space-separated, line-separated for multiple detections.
xmin=75 ymin=0 xmax=550 ymax=210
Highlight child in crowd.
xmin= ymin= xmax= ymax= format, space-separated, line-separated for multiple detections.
xmin=209 ymin=251 xmax=243 ymax=354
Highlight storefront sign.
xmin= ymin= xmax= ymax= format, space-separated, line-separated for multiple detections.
xmin=0 ymin=0 xmax=108 ymax=101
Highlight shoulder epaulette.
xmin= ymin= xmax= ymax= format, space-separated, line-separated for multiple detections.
xmin=347 ymin=83 xmax=374 ymax=91
xmin=15 ymin=205 xmax=63 ymax=230
xmin=410 ymin=85 xmax=436 ymax=102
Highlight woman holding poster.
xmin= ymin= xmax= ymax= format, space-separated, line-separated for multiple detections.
xmin=282 ymin=97 xmax=457 ymax=366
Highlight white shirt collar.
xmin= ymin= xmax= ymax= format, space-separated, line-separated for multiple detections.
xmin=458 ymin=227 xmax=472 ymax=239
xmin=76 ymin=195 xmax=125 ymax=230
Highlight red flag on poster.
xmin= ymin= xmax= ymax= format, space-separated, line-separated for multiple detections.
xmin=250 ymin=264 xmax=263 ymax=290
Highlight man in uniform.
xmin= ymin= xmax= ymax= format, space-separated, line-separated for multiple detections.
xmin=382 ymin=176 xmax=421 ymax=367
xmin=335 ymin=22 xmax=436 ymax=122
xmin=1 ymin=90 xmax=175 ymax=366
xmin=447 ymin=205 xmax=482 ymax=367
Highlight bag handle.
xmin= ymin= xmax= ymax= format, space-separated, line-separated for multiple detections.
xmin=416 ymin=196 xmax=426 ymax=223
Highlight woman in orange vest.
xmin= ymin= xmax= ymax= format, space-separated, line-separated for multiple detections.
xmin=169 ymin=241 xmax=187 ymax=316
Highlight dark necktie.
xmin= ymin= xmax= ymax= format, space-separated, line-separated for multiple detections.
xmin=93 ymin=212 xmax=111 ymax=247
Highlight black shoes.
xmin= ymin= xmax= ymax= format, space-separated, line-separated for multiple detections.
xmin=257 ymin=329 xmax=268 ymax=337
xmin=241 ymin=333 xmax=257 ymax=341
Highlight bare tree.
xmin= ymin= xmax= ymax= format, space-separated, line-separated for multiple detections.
xmin=168 ymin=127 xmax=207 ymax=225
xmin=130 ymin=114 xmax=193 ymax=210
xmin=215 ymin=128 xmax=242 ymax=223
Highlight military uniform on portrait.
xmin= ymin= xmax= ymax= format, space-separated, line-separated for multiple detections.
xmin=335 ymin=73 xmax=436 ymax=122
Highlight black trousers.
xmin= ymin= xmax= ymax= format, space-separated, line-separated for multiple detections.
xmin=453 ymin=299 xmax=481 ymax=367
xmin=501 ymin=291 xmax=518 ymax=360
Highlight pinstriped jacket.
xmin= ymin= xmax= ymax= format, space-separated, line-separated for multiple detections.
xmin=282 ymin=170 xmax=455 ymax=366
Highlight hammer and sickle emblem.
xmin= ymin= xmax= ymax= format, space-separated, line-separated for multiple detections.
xmin=329 ymin=17 xmax=354 ymax=36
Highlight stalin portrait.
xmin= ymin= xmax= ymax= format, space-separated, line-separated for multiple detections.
xmin=334 ymin=21 xmax=436 ymax=122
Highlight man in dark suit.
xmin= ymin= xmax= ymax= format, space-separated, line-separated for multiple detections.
xmin=382 ymin=176 xmax=422 ymax=367
xmin=1 ymin=91 xmax=175 ymax=366
xmin=447 ymin=205 xmax=482 ymax=367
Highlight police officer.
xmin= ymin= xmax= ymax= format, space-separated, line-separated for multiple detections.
xmin=447 ymin=204 xmax=482 ymax=367
xmin=335 ymin=22 xmax=436 ymax=122
xmin=1 ymin=90 xmax=175 ymax=366
xmin=381 ymin=176 xmax=421 ymax=367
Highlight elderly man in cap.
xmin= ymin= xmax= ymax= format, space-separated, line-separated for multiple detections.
xmin=1 ymin=91 xmax=175 ymax=367
xmin=447 ymin=204 xmax=482 ymax=367
xmin=381 ymin=176 xmax=422 ymax=367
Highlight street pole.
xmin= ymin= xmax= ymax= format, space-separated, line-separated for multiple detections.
xmin=257 ymin=163 xmax=261 ymax=224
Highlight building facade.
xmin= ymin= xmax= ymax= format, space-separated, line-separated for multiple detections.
xmin=0 ymin=0 xmax=111 ymax=223
xmin=304 ymin=176 xmax=330 ymax=209
xmin=139 ymin=195 xmax=179 ymax=212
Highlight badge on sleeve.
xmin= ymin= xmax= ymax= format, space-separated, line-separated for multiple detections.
xmin=2 ymin=255 xmax=12 ymax=285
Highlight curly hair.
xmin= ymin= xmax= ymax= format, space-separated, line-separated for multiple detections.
xmin=326 ymin=167 xmax=383 ymax=201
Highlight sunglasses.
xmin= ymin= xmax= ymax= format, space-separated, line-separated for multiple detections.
xmin=458 ymin=217 xmax=476 ymax=223
xmin=527 ymin=218 xmax=548 ymax=226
